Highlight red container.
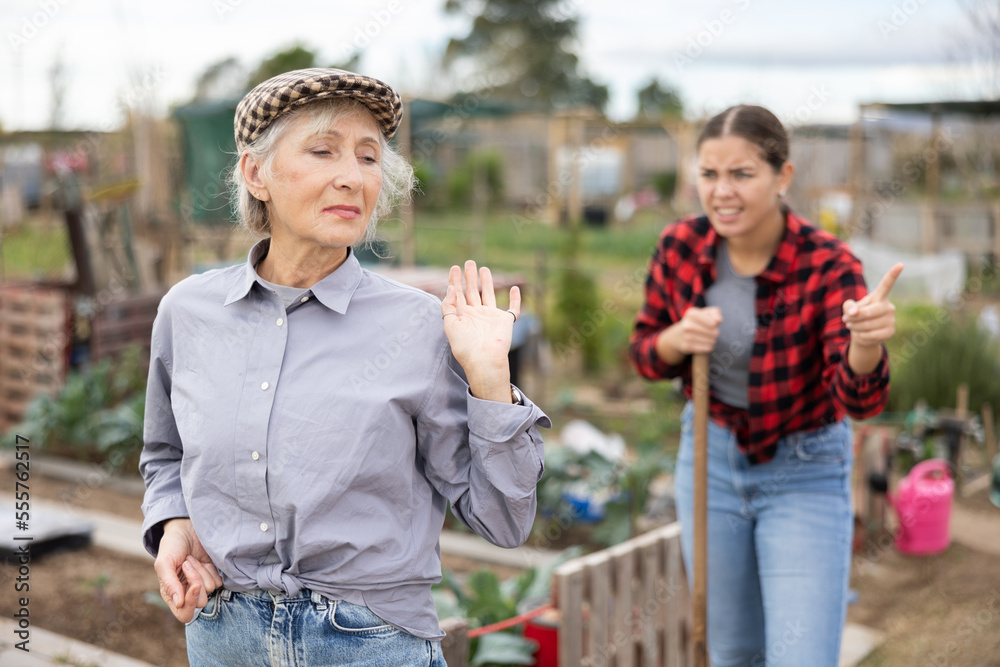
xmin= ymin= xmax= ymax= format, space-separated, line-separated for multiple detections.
xmin=890 ymin=459 xmax=953 ymax=555
xmin=523 ymin=610 xmax=560 ymax=667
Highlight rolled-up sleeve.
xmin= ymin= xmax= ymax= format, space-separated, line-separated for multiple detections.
xmin=138 ymin=299 xmax=189 ymax=557
xmin=415 ymin=345 xmax=550 ymax=549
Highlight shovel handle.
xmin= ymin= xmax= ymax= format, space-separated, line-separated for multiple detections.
xmin=692 ymin=352 xmax=710 ymax=667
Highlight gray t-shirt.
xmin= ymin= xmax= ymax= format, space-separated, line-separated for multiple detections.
xmin=256 ymin=275 xmax=311 ymax=309
xmin=704 ymin=242 xmax=757 ymax=409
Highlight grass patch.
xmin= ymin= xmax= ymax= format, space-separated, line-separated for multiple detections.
xmin=381 ymin=207 xmax=668 ymax=276
xmin=0 ymin=221 xmax=73 ymax=281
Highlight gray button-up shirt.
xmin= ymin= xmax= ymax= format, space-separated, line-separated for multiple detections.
xmin=140 ymin=240 xmax=550 ymax=640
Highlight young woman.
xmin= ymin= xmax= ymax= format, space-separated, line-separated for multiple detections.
xmin=630 ymin=105 xmax=901 ymax=667
xmin=140 ymin=69 xmax=549 ymax=666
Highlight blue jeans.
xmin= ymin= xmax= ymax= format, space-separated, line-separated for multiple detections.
xmin=185 ymin=588 xmax=447 ymax=666
xmin=674 ymin=402 xmax=853 ymax=667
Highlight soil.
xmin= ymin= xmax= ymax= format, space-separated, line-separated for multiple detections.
xmin=4 ymin=466 xmax=1000 ymax=666
xmin=849 ymin=480 xmax=1000 ymax=667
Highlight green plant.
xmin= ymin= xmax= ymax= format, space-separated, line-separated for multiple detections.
xmin=411 ymin=159 xmax=437 ymax=204
xmin=535 ymin=435 xmax=675 ymax=548
xmin=6 ymin=345 xmax=147 ymax=471
xmin=550 ymin=225 xmax=606 ymax=372
xmin=446 ymin=150 xmax=505 ymax=208
xmin=651 ymin=170 xmax=677 ymax=199
xmin=591 ymin=439 xmax=674 ymax=547
xmin=81 ymin=571 xmax=116 ymax=625
xmin=888 ymin=312 xmax=1000 ymax=412
xmin=434 ymin=546 xmax=584 ymax=667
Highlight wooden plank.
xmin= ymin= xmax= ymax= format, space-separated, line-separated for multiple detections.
xmin=640 ymin=541 xmax=660 ymax=667
xmin=614 ymin=547 xmax=635 ymax=667
xmin=558 ymin=567 xmax=585 ymax=667
xmin=0 ymin=310 xmax=66 ymax=333
xmin=665 ymin=536 xmax=684 ymax=667
xmin=679 ymin=553 xmax=693 ymax=667
xmin=589 ymin=558 xmax=611 ymax=667
xmin=90 ymin=293 xmax=162 ymax=363
xmin=0 ymin=331 xmax=67 ymax=354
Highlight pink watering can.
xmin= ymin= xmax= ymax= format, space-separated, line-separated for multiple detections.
xmin=884 ymin=459 xmax=954 ymax=555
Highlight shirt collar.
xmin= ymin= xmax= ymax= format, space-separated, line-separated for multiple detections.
xmin=695 ymin=208 xmax=805 ymax=285
xmin=224 ymin=239 xmax=364 ymax=314
xmin=696 ymin=216 xmax=719 ymax=270
xmin=757 ymin=208 xmax=804 ymax=285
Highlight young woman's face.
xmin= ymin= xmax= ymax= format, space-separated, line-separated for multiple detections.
xmin=258 ymin=109 xmax=383 ymax=256
xmin=696 ymin=134 xmax=792 ymax=241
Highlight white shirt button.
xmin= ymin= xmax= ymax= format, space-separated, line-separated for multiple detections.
xmin=260 ymin=522 xmax=268 ymax=532
xmin=261 ymin=381 xmax=269 ymax=390
xmin=300 ymin=296 xmax=309 ymax=303
xmin=276 ymin=318 xmax=284 ymax=327
xmin=251 ymin=451 xmax=260 ymax=460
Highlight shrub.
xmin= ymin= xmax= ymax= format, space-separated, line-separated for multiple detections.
xmin=446 ymin=150 xmax=505 ymax=208
xmin=888 ymin=310 xmax=1000 ymax=413
xmin=651 ymin=170 xmax=677 ymax=199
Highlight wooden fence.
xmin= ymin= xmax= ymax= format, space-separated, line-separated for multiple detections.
xmin=90 ymin=291 xmax=163 ymax=363
xmin=437 ymin=522 xmax=690 ymax=667
xmin=552 ymin=522 xmax=690 ymax=667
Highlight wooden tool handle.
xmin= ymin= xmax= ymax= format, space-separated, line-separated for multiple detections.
xmin=692 ymin=352 xmax=710 ymax=667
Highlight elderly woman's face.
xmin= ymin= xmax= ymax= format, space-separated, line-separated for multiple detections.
xmin=262 ymin=108 xmax=383 ymax=253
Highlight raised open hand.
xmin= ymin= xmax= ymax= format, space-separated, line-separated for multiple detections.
xmin=842 ymin=262 xmax=904 ymax=348
xmin=441 ymin=260 xmax=520 ymax=403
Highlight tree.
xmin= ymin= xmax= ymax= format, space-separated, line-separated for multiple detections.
xmin=246 ymin=44 xmax=319 ymax=90
xmin=192 ymin=57 xmax=247 ymax=102
xmin=953 ymin=0 xmax=1000 ymax=99
xmin=443 ymin=0 xmax=608 ymax=111
xmin=191 ymin=48 xmax=363 ymax=104
xmin=49 ymin=49 xmax=68 ymax=129
xmin=636 ymin=78 xmax=683 ymax=119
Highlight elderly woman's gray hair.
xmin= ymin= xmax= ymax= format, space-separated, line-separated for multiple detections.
xmin=229 ymin=98 xmax=415 ymax=245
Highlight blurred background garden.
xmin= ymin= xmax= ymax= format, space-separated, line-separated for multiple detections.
xmin=2 ymin=0 xmax=1000 ymax=665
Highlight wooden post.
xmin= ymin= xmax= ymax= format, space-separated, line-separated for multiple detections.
xmin=993 ymin=203 xmax=1000 ymax=266
xmin=398 ymin=96 xmax=416 ymax=267
xmin=568 ymin=114 xmax=584 ymax=226
xmin=848 ymin=114 xmax=867 ymax=237
xmin=956 ymin=384 xmax=969 ymax=419
xmin=532 ymin=249 xmax=547 ymax=403
xmin=691 ymin=353 xmax=710 ymax=667
xmin=983 ymin=404 xmax=997 ymax=466
xmin=546 ymin=114 xmax=566 ymax=225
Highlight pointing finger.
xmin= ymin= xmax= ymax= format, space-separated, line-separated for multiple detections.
xmin=870 ymin=263 xmax=904 ymax=302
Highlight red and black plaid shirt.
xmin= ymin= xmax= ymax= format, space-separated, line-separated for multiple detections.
xmin=630 ymin=211 xmax=890 ymax=464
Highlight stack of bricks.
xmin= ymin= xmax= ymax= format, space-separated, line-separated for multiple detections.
xmin=0 ymin=284 xmax=71 ymax=432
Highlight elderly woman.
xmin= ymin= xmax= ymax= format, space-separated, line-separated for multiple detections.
xmin=140 ymin=69 xmax=549 ymax=667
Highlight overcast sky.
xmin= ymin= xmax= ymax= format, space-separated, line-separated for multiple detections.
xmin=0 ymin=0 xmax=990 ymax=132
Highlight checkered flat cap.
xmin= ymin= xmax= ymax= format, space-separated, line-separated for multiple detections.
xmin=235 ymin=68 xmax=402 ymax=150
